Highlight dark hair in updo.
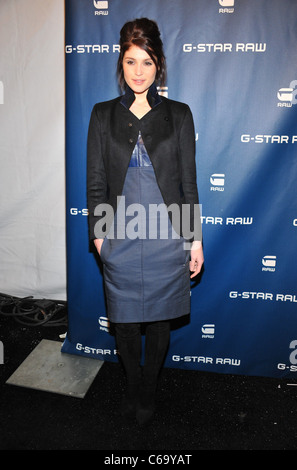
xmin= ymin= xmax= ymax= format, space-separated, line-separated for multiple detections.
xmin=117 ymin=18 xmax=167 ymax=91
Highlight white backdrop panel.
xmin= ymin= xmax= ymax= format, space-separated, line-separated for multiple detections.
xmin=0 ymin=0 xmax=66 ymax=300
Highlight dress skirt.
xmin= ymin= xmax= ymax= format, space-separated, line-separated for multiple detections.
xmin=100 ymin=134 xmax=190 ymax=323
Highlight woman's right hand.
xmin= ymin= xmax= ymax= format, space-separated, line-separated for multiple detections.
xmin=94 ymin=238 xmax=104 ymax=255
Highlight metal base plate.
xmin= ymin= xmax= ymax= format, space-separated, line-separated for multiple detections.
xmin=6 ymin=339 xmax=104 ymax=398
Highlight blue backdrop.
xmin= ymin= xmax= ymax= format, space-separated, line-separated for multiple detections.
xmin=62 ymin=0 xmax=297 ymax=378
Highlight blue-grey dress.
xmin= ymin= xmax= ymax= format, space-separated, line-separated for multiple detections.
xmin=100 ymin=132 xmax=190 ymax=323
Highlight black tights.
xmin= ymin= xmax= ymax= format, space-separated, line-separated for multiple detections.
xmin=114 ymin=321 xmax=170 ymax=387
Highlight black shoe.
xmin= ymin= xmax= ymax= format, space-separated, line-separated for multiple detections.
xmin=120 ymin=384 xmax=139 ymax=419
xmin=136 ymin=385 xmax=156 ymax=425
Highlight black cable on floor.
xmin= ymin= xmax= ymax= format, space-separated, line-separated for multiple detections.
xmin=0 ymin=292 xmax=67 ymax=327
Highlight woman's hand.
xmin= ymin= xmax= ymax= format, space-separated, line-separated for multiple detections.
xmin=189 ymin=240 xmax=204 ymax=278
xmin=94 ymin=238 xmax=104 ymax=255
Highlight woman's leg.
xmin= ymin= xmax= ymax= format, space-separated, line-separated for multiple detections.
xmin=114 ymin=322 xmax=142 ymax=418
xmin=137 ymin=320 xmax=170 ymax=425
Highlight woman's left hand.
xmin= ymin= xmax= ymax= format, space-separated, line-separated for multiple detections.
xmin=189 ymin=241 xmax=204 ymax=278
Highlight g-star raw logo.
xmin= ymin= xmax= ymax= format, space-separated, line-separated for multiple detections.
xmin=210 ymin=173 xmax=225 ymax=192
xmin=157 ymin=86 xmax=168 ymax=98
xmin=218 ymin=0 xmax=234 ymax=13
xmin=262 ymin=255 xmax=276 ymax=272
xmin=93 ymin=0 xmax=108 ymax=15
xmin=98 ymin=316 xmax=110 ymax=332
xmin=201 ymin=324 xmax=215 ymax=339
xmin=277 ymin=80 xmax=297 ymax=107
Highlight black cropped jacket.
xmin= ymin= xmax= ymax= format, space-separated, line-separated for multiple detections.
xmin=87 ymin=84 xmax=201 ymax=242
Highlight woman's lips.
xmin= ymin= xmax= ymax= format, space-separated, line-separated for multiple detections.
xmin=133 ymin=79 xmax=145 ymax=85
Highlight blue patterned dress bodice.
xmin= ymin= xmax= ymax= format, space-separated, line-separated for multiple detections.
xmin=128 ymin=132 xmax=152 ymax=167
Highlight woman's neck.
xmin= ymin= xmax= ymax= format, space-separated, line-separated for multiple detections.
xmin=129 ymin=91 xmax=151 ymax=119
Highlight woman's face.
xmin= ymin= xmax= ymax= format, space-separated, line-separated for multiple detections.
xmin=122 ymin=45 xmax=157 ymax=96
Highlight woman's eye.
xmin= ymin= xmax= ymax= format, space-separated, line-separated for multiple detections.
xmin=145 ymin=61 xmax=153 ymax=66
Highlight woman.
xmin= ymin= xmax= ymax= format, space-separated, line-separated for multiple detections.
xmin=87 ymin=18 xmax=204 ymax=425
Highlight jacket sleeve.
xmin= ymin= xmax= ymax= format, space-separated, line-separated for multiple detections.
xmin=87 ymin=104 xmax=108 ymax=241
xmin=178 ymin=105 xmax=202 ymax=242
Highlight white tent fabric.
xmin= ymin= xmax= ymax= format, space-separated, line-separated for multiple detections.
xmin=0 ymin=0 xmax=66 ymax=300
